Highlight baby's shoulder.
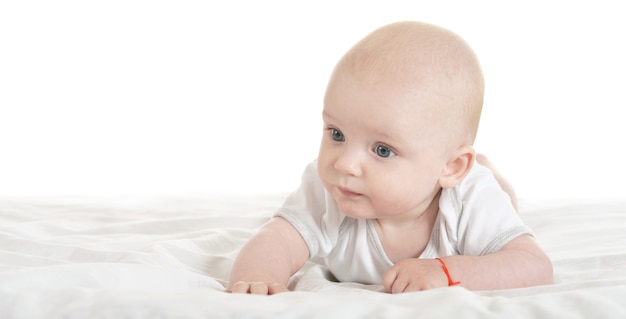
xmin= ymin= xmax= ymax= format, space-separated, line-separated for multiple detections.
xmin=439 ymin=162 xmax=513 ymax=217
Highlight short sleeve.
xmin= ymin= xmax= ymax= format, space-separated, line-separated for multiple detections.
xmin=274 ymin=161 xmax=344 ymax=258
xmin=438 ymin=163 xmax=533 ymax=256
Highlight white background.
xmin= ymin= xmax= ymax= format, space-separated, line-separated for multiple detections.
xmin=1 ymin=1 xmax=624 ymax=199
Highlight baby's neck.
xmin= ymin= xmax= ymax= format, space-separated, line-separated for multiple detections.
xmin=373 ymin=191 xmax=440 ymax=262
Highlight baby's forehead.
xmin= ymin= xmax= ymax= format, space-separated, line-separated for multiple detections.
xmin=325 ymin=78 xmax=452 ymax=130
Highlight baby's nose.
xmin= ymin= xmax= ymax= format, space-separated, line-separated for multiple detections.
xmin=334 ymin=149 xmax=363 ymax=177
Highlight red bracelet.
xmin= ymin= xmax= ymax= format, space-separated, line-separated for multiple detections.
xmin=435 ymin=258 xmax=461 ymax=286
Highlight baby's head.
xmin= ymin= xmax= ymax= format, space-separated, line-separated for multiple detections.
xmin=318 ymin=21 xmax=485 ymax=219
xmin=327 ymin=21 xmax=484 ymax=150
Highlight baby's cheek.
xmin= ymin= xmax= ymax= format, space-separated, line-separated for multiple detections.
xmin=373 ymin=184 xmax=414 ymax=208
xmin=381 ymin=192 xmax=434 ymax=220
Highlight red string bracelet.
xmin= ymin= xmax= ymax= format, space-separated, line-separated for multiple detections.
xmin=435 ymin=258 xmax=461 ymax=286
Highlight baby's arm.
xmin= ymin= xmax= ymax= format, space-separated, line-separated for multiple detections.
xmin=227 ymin=217 xmax=309 ymax=294
xmin=383 ymin=234 xmax=553 ymax=293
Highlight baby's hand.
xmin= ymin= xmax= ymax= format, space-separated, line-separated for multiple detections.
xmin=227 ymin=281 xmax=289 ymax=295
xmin=382 ymin=258 xmax=449 ymax=293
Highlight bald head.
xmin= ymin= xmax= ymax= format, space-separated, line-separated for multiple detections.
xmin=327 ymin=21 xmax=484 ymax=146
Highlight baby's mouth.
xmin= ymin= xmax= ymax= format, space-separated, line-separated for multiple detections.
xmin=337 ymin=185 xmax=361 ymax=198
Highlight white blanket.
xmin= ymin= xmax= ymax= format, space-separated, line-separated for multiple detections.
xmin=1 ymin=195 xmax=625 ymax=318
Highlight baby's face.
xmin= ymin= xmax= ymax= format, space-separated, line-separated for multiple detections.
xmin=317 ymin=71 xmax=451 ymax=222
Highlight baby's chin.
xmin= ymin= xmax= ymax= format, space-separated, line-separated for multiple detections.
xmin=334 ymin=196 xmax=378 ymax=219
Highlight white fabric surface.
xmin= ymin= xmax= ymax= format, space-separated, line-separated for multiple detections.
xmin=0 ymin=195 xmax=625 ymax=318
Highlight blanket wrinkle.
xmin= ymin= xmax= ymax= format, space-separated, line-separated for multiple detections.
xmin=0 ymin=196 xmax=625 ymax=319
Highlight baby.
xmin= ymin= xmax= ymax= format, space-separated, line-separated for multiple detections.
xmin=228 ymin=21 xmax=553 ymax=294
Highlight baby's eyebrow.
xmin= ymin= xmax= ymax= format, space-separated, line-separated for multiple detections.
xmin=374 ymin=129 xmax=400 ymax=144
xmin=321 ymin=110 xmax=336 ymax=121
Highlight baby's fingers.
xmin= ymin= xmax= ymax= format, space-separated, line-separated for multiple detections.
xmin=268 ymin=283 xmax=289 ymax=294
xmin=229 ymin=281 xmax=287 ymax=295
xmin=229 ymin=281 xmax=254 ymax=294
xmin=250 ymin=282 xmax=271 ymax=294
xmin=382 ymin=267 xmax=399 ymax=293
xmin=230 ymin=281 xmax=269 ymax=294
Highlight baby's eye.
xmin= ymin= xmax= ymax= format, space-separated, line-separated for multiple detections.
xmin=330 ymin=128 xmax=345 ymax=142
xmin=374 ymin=145 xmax=396 ymax=158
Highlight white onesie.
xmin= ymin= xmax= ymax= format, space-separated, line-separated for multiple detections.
xmin=275 ymin=160 xmax=532 ymax=285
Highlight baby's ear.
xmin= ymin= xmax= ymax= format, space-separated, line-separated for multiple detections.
xmin=439 ymin=146 xmax=475 ymax=188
